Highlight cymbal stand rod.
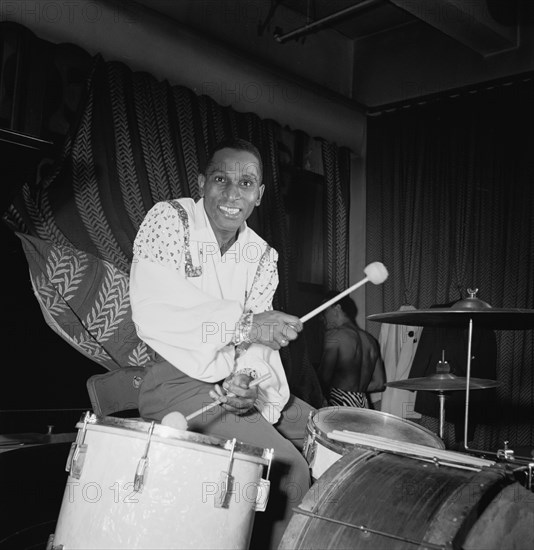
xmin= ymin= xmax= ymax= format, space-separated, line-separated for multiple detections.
xmin=438 ymin=392 xmax=445 ymax=440
xmin=438 ymin=391 xmax=445 ymax=439
xmin=463 ymin=318 xmax=473 ymax=451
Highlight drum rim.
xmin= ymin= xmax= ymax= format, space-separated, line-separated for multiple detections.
xmin=309 ymin=406 xmax=445 ymax=449
xmin=77 ymin=412 xmax=269 ymax=462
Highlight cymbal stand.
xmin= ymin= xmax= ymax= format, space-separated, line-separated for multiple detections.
xmin=437 ymin=390 xmax=446 ymax=440
xmin=463 ymin=317 xmax=474 ymax=452
xmin=435 ymin=350 xmax=449 ymax=440
xmin=463 ymin=316 xmax=506 ymax=456
xmin=462 ymin=319 xmax=534 ymax=490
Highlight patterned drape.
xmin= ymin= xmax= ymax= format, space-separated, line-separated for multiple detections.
xmin=3 ymin=34 xmax=349 ymax=407
xmin=5 ymin=57 xmax=285 ymax=265
xmin=323 ymin=141 xmax=351 ymax=291
xmin=366 ymin=77 xmax=534 ymax=450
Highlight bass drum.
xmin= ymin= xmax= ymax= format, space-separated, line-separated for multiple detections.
xmin=303 ymin=407 xmax=444 ymax=480
xmin=280 ymin=445 xmax=532 ymax=550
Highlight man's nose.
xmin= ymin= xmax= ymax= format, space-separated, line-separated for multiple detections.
xmin=224 ymin=181 xmax=241 ymax=200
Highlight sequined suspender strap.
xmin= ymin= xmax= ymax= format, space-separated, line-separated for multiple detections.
xmin=244 ymin=245 xmax=278 ymax=312
xmin=166 ymin=200 xmax=202 ymax=277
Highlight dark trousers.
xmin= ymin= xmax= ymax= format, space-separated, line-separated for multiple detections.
xmin=139 ymin=360 xmax=314 ymax=550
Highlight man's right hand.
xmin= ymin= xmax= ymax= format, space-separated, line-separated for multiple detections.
xmin=249 ymin=311 xmax=303 ymax=350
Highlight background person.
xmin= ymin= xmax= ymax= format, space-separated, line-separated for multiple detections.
xmin=318 ymin=291 xmax=386 ymax=408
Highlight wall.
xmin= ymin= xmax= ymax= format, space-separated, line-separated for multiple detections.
xmin=0 ymin=0 xmax=366 ymax=154
xmin=134 ymin=0 xmax=355 ymax=98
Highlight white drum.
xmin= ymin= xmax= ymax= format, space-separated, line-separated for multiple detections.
xmin=303 ymin=406 xmax=444 ymax=480
xmin=48 ymin=413 xmax=272 ymax=550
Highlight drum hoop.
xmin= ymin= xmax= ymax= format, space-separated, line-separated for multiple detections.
xmin=310 ymin=406 xmax=445 ymax=449
xmin=78 ymin=413 xmax=269 ymax=464
xmin=306 ymin=424 xmax=352 ymax=454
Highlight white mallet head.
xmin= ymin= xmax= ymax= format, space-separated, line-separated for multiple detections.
xmin=364 ymin=262 xmax=389 ymax=285
xmin=162 ymin=411 xmax=188 ymax=431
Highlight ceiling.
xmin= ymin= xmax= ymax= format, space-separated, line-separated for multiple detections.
xmin=129 ymin=0 xmax=532 ymax=108
xmin=274 ymin=0 xmax=425 ymax=41
xmin=273 ymin=0 xmax=522 ymax=55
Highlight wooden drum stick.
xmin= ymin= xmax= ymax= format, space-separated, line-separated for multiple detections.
xmin=185 ymin=372 xmax=272 ymax=421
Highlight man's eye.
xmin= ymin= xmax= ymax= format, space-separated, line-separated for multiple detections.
xmin=214 ymin=176 xmax=225 ymax=183
xmin=240 ymin=179 xmax=252 ymax=187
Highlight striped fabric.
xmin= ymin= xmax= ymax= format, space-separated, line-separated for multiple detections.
xmin=329 ymin=387 xmax=369 ymax=408
xmin=3 ymin=43 xmax=350 ymax=408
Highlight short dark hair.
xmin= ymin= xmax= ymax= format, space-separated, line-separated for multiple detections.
xmin=322 ymin=290 xmax=358 ymax=323
xmin=203 ymin=138 xmax=263 ymax=177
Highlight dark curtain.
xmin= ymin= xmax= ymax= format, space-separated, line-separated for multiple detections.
xmin=366 ymin=76 xmax=534 ymax=451
xmin=2 ymin=23 xmax=351 ymax=408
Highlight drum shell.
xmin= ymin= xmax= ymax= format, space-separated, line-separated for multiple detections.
xmin=303 ymin=407 xmax=444 ymax=480
xmin=281 ymin=447 xmax=511 ymax=550
xmin=52 ymin=416 xmax=268 ymax=550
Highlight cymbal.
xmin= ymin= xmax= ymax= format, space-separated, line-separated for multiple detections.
xmin=386 ymin=373 xmax=500 ymax=392
xmin=367 ymin=308 xmax=534 ymax=329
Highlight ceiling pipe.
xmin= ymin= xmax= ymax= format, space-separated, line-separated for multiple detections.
xmin=274 ymin=0 xmax=381 ymax=43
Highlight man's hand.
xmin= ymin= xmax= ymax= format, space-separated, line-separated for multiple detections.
xmin=209 ymin=373 xmax=258 ymax=415
xmin=249 ymin=311 xmax=303 ymax=350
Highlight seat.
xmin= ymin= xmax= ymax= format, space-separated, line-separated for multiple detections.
xmin=86 ymin=366 xmax=146 ymax=417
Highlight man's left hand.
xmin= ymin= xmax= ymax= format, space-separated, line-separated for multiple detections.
xmin=209 ymin=373 xmax=258 ymax=415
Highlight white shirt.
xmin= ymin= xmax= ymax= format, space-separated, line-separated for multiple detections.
xmin=130 ymin=198 xmax=289 ymax=423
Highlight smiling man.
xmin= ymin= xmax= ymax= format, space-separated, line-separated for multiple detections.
xmin=199 ymin=143 xmax=264 ymax=255
xmin=129 ymin=138 xmax=314 ymax=550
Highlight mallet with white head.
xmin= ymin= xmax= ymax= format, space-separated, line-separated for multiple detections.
xmin=300 ymin=261 xmax=389 ymax=323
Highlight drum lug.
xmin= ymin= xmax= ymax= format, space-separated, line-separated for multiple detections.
xmin=46 ymin=534 xmax=63 ymax=549
xmin=133 ymin=421 xmax=155 ymax=493
xmin=215 ymin=438 xmax=237 ymax=508
xmin=65 ymin=411 xmax=90 ymax=479
xmin=302 ymin=410 xmax=316 ymax=465
xmin=304 ymin=433 xmax=316 ymax=466
xmin=255 ymin=448 xmax=274 ymax=512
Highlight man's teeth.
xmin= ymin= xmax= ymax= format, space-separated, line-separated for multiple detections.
xmin=220 ymin=206 xmax=240 ymax=215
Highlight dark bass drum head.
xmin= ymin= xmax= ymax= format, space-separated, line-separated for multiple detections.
xmin=280 ymin=445 xmax=517 ymax=550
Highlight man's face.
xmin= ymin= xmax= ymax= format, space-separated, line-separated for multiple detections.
xmin=199 ymin=148 xmax=265 ymax=240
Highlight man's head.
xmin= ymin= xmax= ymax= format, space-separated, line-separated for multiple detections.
xmin=199 ymin=138 xmax=265 ymax=244
xmin=202 ymin=138 xmax=263 ymax=179
xmin=321 ymin=291 xmax=358 ymax=327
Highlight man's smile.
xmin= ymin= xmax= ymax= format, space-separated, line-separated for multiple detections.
xmin=218 ymin=205 xmax=241 ymax=217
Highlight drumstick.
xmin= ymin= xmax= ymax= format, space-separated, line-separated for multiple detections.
xmin=300 ymin=262 xmax=388 ymax=323
xmin=185 ymin=372 xmax=272 ymax=422
xmin=327 ymin=430 xmax=495 ymax=468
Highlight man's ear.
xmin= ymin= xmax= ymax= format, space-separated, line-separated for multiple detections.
xmin=198 ymin=174 xmax=205 ymax=196
xmin=256 ymin=184 xmax=265 ymax=206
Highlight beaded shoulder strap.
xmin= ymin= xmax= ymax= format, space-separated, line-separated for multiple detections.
xmin=245 ymin=245 xmax=278 ymax=312
xmin=166 ymin=200 xmax=202 ymax=277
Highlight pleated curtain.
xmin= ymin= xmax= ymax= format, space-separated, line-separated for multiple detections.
xmin=3 ymin=30 xmax=351 ymax=407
